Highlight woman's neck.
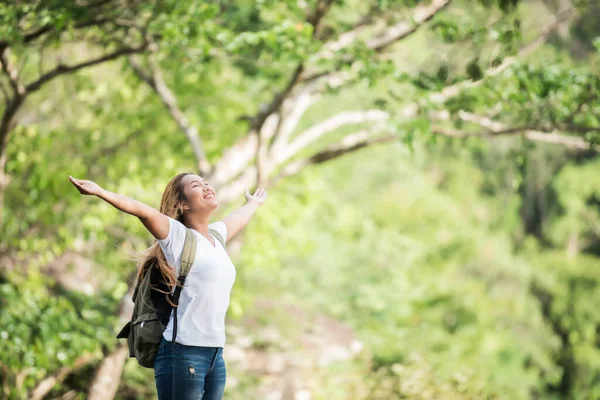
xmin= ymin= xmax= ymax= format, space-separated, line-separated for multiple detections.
xmin=183 ymin=213 xmax=211 ymax=234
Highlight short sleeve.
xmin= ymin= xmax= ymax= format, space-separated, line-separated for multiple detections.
xmin=157 ymin=217 xmax=187 ymax=268
xmin=209 ymin=221 xmax=228 ymax=244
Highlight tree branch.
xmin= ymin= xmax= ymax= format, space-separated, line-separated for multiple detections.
xmin=128 ymin=55 xmax=211 ymax=175
xmin=0 ymin=80 xmax=8 ymax=103
xmin=307 ymin=4 xmax=574 ymax=101
xmin=87 ymin=272 xmax=136 ymax=400
xmin=216 ymin=166 xmax=258 ymax=205
xmin=272 ymin=130 xmax=396 ymax=185
xmin=456 ymin=110 xmax=600 ymax=136
xmin=270 ymin=87 xmax=319 ymax=155
xmin=456 ymin=110 xmax=512 ymax=131
xmin=0 ymin=43 xmax=146 ymax=161
xmin=274 ymin=109 xmax=389 ymax=166
xmin=214 ymin=107 xmax=389 ymax=190
xmin=29 ymin=354 xmax=96 ymax=400
xmin=523 ymin=130 xmax=596 ymax=150
xmin=217 ymin=129 xmax=397 ymax=201
xmin=252 ymin=65 xmax=305 ymax=135
xmin=0 ymin=151 xmax=11 ymax=226
xmin=306 ymin=0 xmax=337 ymax=38
xmin=304 ymin=0 xmax=452 ymax=81
xmin=431 ymin=125 xmax=595 ymax=150
xmin=251 ymin=0 xmax=334 ymax=134
xmin=17 ymin=17 xmax=114 ymax=46
xmin=0 ymin=0 xmax=118 ymax=49
xmin=557 ymin=124 xmax=600 ymax=135
xmin=372 ymin=7 xmax=576 ymax=131
xmin=231 ymin=0 xmax=336 ymax=187
xmin=0 ymin=96 xmax=25 ymax=161
xmin=431 ymin=111 xmax=597 ymax=151
xmin=368 ymin=0 xmax=452 ymax=52
xmin=26 ymin=43 xmax=146 ymax=93
xmin=428 ymin=7 xmax=575 ymax=105
xmin=211 ymin=1 xmax=574 ymax=192
xmin=0 ymin=48 xmax=25 ymax=95
xmin=209 ymin=134 xmax=259 ymax=188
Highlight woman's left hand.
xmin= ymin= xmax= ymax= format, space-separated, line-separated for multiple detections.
xmin=245 ymin=188 xmax=268 ymax=205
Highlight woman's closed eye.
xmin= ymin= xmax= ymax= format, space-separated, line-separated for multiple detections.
xmin=191 ymin=180 xmax=209 ymax=189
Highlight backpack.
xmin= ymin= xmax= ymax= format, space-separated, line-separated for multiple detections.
xmin=116 ymin=227 xmax=226 ymax=368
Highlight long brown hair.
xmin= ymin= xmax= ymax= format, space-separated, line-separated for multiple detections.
xmin=136 ymin=172 xmax=192 ymax=305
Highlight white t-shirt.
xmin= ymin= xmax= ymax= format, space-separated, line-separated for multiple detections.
xmin=157 ymin=216 xmax=236 ymax=347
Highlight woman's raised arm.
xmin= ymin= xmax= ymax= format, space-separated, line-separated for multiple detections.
xmin=222 ymin=188 xmax=268 ymax=241
xmin=68 ymin=175 xmax=170 ymax=240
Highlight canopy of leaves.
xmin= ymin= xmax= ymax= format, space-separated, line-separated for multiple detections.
xmin=1 ymin=0 xmax=599 ymax=399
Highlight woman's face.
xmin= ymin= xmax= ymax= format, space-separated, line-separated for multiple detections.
xmin=180 ymin=174 xmax=218 ymax=212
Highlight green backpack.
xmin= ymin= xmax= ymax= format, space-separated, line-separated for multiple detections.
xmin=117 ymin=227 xmax=226 ymax=368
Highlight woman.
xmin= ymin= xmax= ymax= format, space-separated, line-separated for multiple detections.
xmin=68 ymin=172 xmax=268 ymax=400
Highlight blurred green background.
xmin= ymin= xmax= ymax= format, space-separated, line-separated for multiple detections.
xmin=1 ymin=0 xmax=599 ymax=399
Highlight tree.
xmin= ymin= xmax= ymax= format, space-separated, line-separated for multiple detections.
xmin=1 ymin=0 xmax=599 ymax=398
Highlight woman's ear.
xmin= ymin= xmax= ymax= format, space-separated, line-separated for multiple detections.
xmin=174 ymin=202 xmax=188 ymax=215
xmin=181 ymin=202 xmax=190 ymax=212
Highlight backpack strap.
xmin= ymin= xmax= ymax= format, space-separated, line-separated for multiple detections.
xmin=180 ymin=229 xmax=198 ymax=276
xmin=171 ymin=228 xmax=197 ymax=343
xmin=209 ymin=227 xmax=226 ymax=250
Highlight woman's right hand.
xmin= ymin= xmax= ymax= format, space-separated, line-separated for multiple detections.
xmin=68 ymin=175 xmax=169 ymax=240
xmin=69 ymin=175 xmax=104 ymax=197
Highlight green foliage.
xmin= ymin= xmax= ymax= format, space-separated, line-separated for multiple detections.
xmin=0 ymin=275 xmax=120 ymax=398
xmin=1 ymin=0 xmax=599 ymax=399
xmin=527 ymin=250 xmax=600 ymax=399
xmin=548 ymin=158 xmax=600 ymax=249
xmin=242 ymin=146 xmax=563 ymax=398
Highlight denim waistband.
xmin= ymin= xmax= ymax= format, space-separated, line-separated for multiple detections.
xmin=160 ymin=337 xmax=223 ymax=359
xmin=159 ymin=338 xmax=223 ymax=370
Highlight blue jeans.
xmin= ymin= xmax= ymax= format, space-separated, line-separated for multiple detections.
xmin=154 ymin=337 xmax=226 ymax=400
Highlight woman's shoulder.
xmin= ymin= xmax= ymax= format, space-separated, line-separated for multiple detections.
xmin=208 ymin=221 xmax=227 ymax=242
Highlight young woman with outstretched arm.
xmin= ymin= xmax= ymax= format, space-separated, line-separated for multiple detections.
xmin=69 ymin=172 xmax=267 ymax=400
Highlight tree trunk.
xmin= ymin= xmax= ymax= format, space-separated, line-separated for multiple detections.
xmin=0 ymin=95 xmax=24 ymax=224
xmin=87 ymin=278 xmax=135 ymax=399
xmin=87 ymin=344 xmax=129 ymax=400
xmin=29 ymin=353 xmax=95 ymax=400
xmin=0 ymin=151 xmax=10 ymax=226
